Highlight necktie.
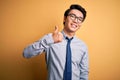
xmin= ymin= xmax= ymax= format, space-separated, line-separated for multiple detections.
xmin=63 ymin=37 xmax=73 ymax=80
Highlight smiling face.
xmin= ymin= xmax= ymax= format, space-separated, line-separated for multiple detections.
xmin=63 ymin=9 xmax=84 ymax=34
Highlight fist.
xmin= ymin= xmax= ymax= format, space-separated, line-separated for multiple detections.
xmin=52 ymin=26 xmax=63 ymax=43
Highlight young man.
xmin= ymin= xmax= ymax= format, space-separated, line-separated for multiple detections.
xmin=23 ymin=4 xmax=89 ymax=80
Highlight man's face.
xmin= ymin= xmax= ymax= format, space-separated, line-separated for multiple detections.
xmin=64 ymin=9 xmax=84 ymax=33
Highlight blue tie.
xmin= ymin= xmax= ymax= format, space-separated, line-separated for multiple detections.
xmin=63 ymin=37 xmax=73 ymax=80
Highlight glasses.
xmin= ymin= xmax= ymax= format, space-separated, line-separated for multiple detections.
xmin=68 ymin=13 xmax=83 ymax=24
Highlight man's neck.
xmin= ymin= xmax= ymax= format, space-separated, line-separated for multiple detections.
xmin=63 ymin=29 xmax=75 ymax=38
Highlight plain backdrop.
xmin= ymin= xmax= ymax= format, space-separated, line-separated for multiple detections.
xmin=0 ymin=0 xmax=120 ymax=80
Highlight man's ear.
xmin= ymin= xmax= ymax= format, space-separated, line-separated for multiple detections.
xmin=63 ymin=16 xmax=66 ymax=25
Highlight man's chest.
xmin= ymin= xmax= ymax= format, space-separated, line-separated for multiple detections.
xmin=49 ymin=41 xmax=85 ymax=64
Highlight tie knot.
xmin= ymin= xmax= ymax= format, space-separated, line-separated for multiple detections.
xmin=66 ymin=37 xmax=73 ymax=42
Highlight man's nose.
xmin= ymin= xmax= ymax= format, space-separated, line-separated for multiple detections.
xmin=73 ymin=18 xmax=78 ymax=23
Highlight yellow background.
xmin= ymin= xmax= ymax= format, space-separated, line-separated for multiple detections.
xmin=0 ymin=0 xmax=120 ymax=80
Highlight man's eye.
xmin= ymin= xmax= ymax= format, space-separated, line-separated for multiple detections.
xmin=78 ymin=18 xmax=83 ymax=22
xmin=78 ymin=18 xmax=82 ymax=21
xmin=71 ymin=15 xmax=75 ymax=18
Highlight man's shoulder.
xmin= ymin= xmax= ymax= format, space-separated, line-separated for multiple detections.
xmin=44 ymin=33 xmax=52 ymax=36
xmin=40 ymin=33 xmax=52 ymax=39
xmin=37 ymin=33 xmax=53 ymax=41
xmin=74 ymin=36 xmax=88 ymax=48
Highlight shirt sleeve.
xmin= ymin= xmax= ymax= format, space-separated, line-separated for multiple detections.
xmin=79 ymin=46 xmax=89 ymax=80
xmin=23 ymin=33 xmax=54 ymax=58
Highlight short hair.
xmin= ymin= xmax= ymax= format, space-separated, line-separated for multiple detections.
xmin=63 ymin=4 xmax=87 ymax=24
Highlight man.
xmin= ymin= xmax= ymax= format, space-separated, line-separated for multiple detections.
xmin=23 ymin=4 xmax=89 ymax=80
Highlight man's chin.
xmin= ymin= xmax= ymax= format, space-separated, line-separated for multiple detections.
xmin=69 ymin=30 xmax=77 ymax=33
xmin=70 ymin=28 xmax=77 ymax=32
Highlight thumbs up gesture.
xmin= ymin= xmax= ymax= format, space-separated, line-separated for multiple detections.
xmin=52 ymin=26 xmax=63 ymax=43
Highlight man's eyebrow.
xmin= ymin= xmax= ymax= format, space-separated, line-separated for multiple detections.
xmin=70 ymin=13 xmax=83 ymax=19
xmin=79 ymin=17 xmax=83 ymax=19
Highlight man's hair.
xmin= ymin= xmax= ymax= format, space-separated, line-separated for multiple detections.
xmin=63 ymin=4 xmax=87 ymax=25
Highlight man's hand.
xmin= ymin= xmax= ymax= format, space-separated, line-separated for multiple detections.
xmin=52 ymin=26 xmax=63 ymax=43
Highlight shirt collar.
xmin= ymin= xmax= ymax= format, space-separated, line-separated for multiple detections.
xmin=61 ymin=30 xmax=76 ymax=40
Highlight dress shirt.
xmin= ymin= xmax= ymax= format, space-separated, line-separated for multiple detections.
xmin=23 ymin=31 xmax=89 ymax=80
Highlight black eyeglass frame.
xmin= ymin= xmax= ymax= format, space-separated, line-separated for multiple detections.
xmin=68 ymin=13 xmax=84 ymax=24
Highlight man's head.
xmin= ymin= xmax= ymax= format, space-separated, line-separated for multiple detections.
xmin=63 ymin=4 xmax=87 ymax=33
xmin=63 ymin=4 xmax=87 ymax=25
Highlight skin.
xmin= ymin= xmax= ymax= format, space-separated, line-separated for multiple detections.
xmin=52 ymin=9 xmax=84 ymax=43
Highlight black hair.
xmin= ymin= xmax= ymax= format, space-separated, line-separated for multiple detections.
xmin=63 ymin=4 xmax=87 ymax=24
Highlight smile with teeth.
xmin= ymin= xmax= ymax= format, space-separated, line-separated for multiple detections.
xmin=71 ymin=24 xmax=77 ymax=28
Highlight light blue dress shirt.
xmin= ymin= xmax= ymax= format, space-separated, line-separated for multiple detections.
xmin=23 ymin=31 xmax=89 ymax=80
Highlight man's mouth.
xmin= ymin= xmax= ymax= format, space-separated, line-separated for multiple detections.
xmin=71 ymin=24 xmax=77 ymax=28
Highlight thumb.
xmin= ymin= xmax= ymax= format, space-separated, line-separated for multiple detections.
xmin=54 ymin=26 xmax=59 ymax=33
